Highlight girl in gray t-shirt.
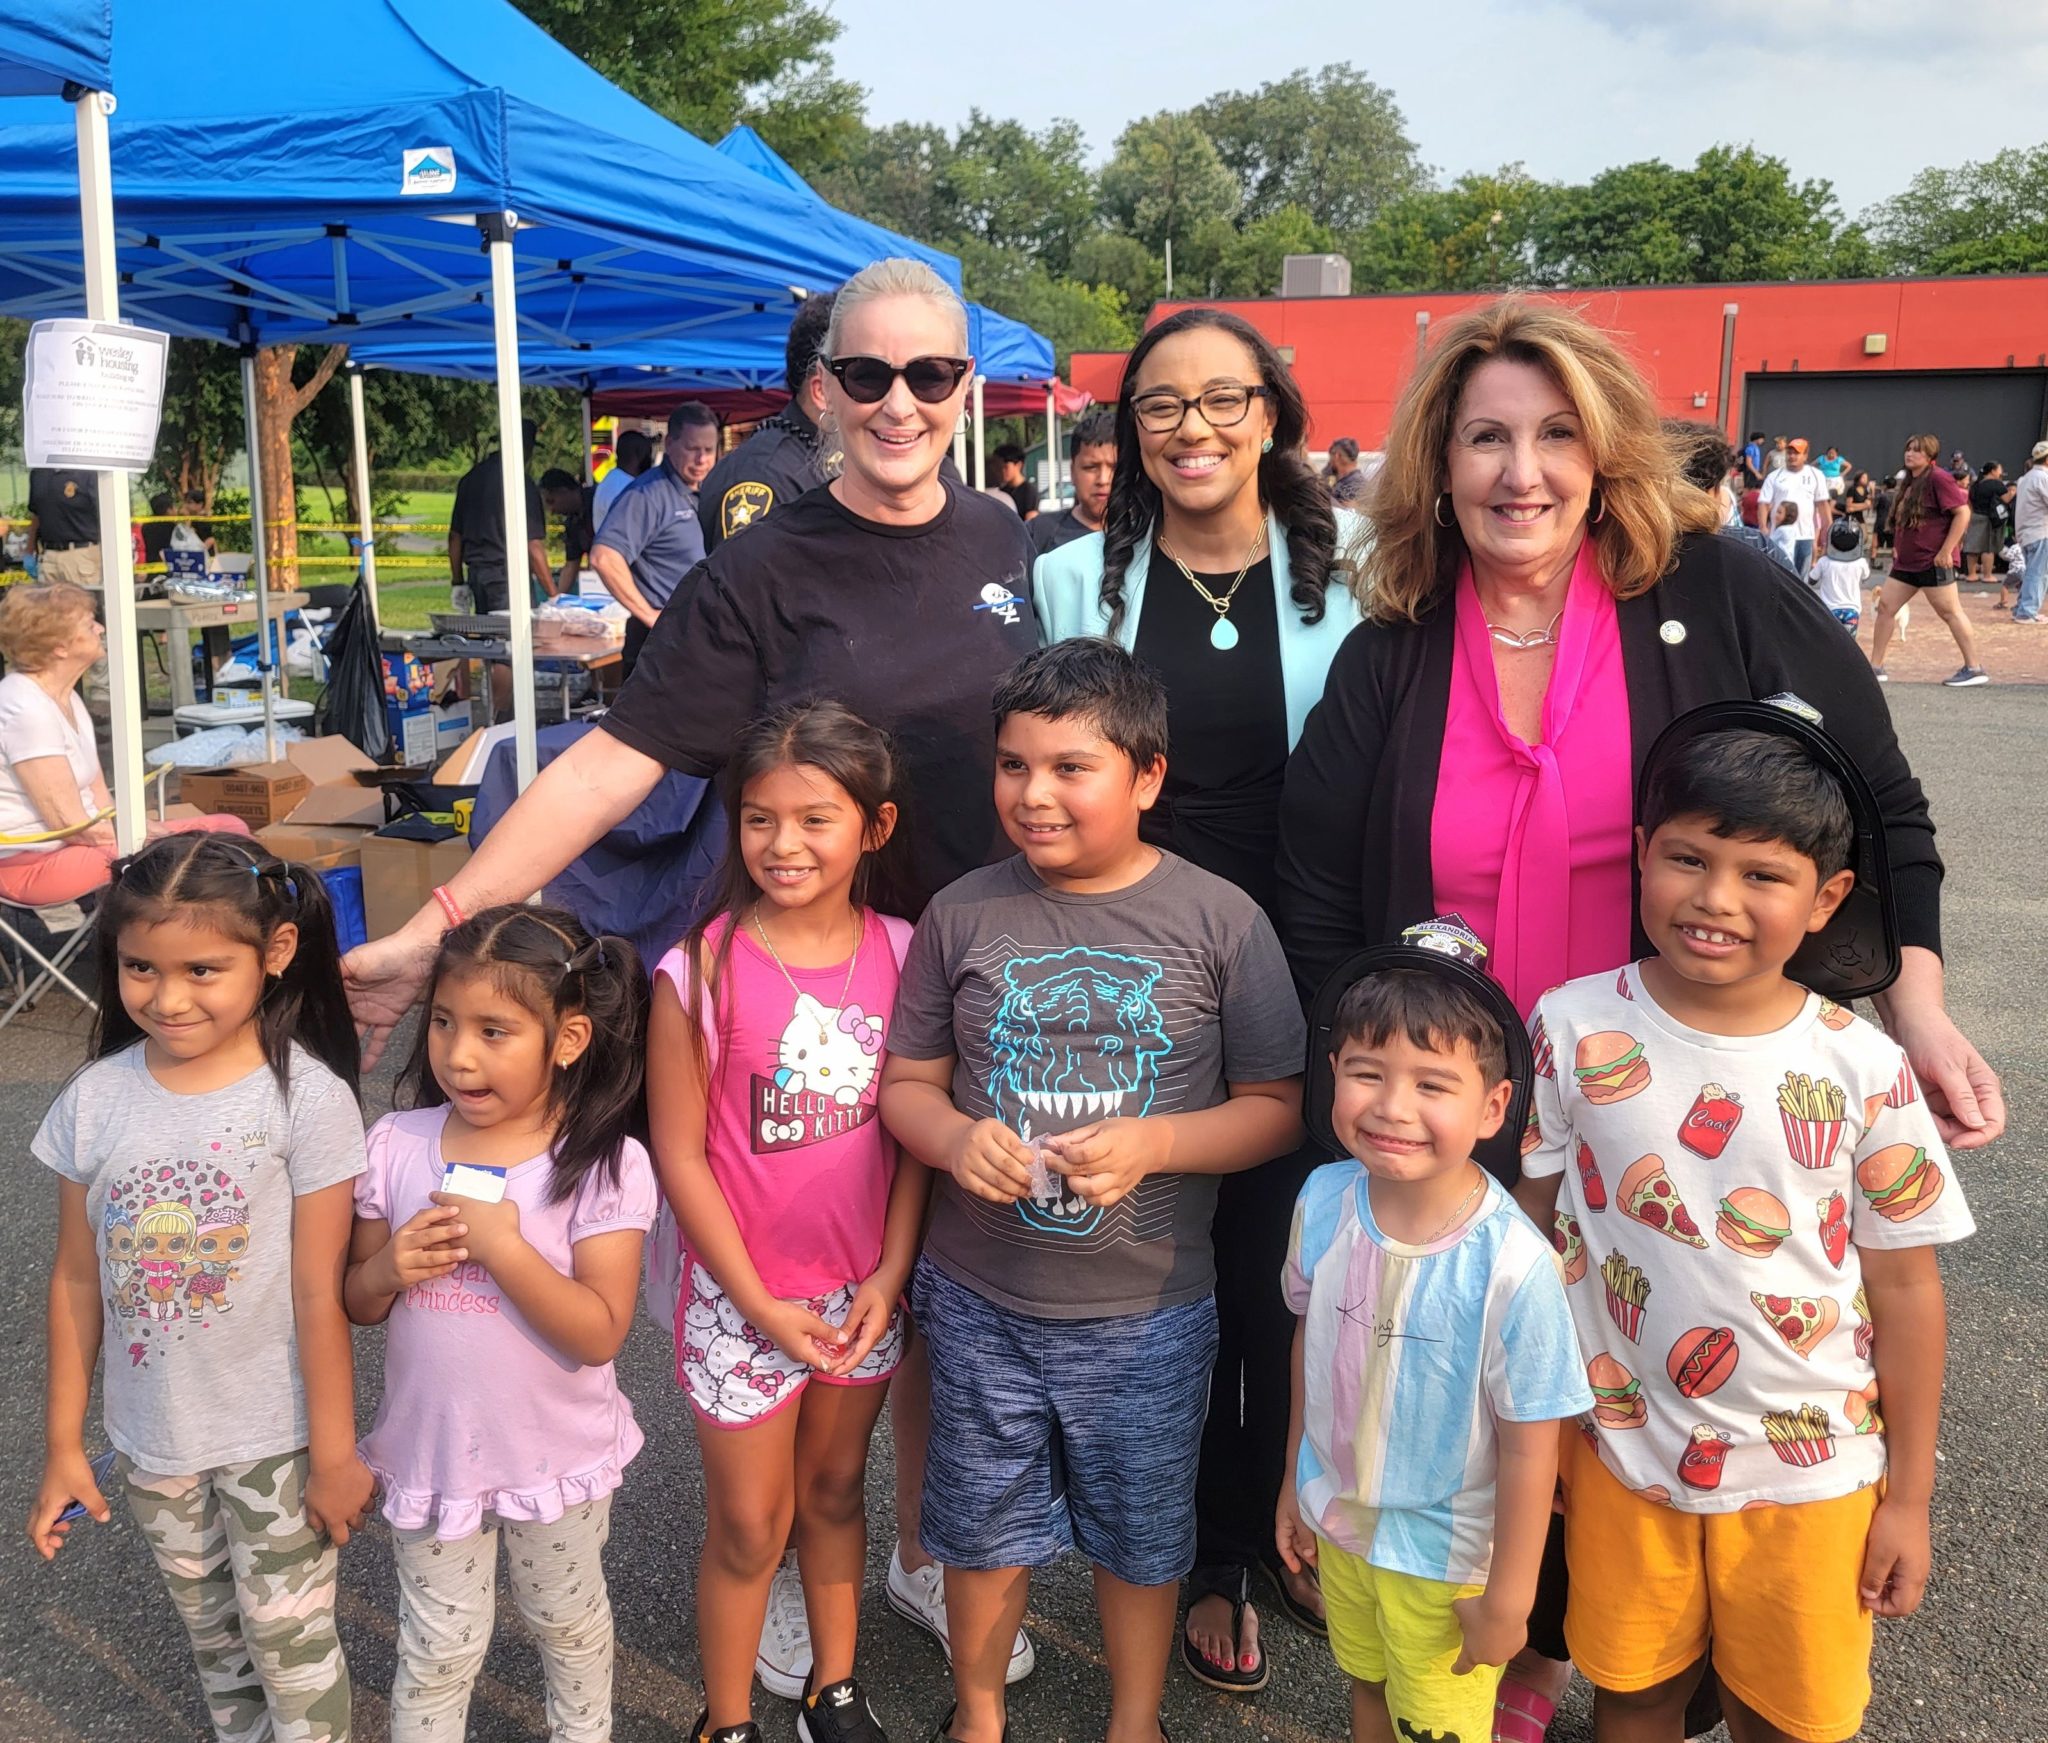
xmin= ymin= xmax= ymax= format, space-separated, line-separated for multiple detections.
xmin=28 ymin=833 xmax=369 ymax=1743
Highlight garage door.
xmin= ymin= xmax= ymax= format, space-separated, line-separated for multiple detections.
xmin=1741 ymin=371 xmax=2048 ymax=477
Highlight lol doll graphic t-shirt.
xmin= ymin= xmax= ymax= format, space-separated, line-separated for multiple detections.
xmin=656 ymin=909 xmax=907 ymax=1299
xmin=891 ymin=851 xmax=1306 ymax=1319
xmin=32 ymin=1044 xmax=366 ymax=1473
xmin=1525 ymin=964 xmax=1974 ymax=1511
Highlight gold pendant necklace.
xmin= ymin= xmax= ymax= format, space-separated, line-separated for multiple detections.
xmin=751 ymin=903 xmax=862 ymax=1040
xmin=1423 ymin=1173 xmax=1487 ymax=1243
xmin=1159 ymin=524 xmax=1268 ymax=651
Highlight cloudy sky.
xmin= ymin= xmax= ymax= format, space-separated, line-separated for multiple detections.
xmin=831 ymin=0 xmax=2048 ymax=218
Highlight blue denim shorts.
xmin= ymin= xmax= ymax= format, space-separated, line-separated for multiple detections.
xmin=913 ymin=1256 xmax=1219 ymax=1587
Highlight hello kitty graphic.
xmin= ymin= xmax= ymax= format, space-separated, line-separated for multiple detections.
xmin=752 ymin=993 xmax=887 ymax=1155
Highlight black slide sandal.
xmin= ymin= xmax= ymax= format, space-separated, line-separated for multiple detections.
xmin=1258 ymin=1551 xmax=1329 ymax=1639
xmin=1180 ymin=1566 xmax=1270 ymax=1693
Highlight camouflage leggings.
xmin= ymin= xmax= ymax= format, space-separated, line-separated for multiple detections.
xmin=124 ymin=1451 xmax=351 ymax=1743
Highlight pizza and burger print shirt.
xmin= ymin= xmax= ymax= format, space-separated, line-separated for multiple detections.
xmin=1525 ymin=964 xmax=1972 ymax=1512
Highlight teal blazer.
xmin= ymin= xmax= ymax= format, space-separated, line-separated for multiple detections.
xmin=1031 ymin=507 xmax=1370 ymax=750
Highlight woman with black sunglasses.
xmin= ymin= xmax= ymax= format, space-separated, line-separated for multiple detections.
xmin=344 ymin=258 xmax=1042 ymax=1728
xmin=1034 ymin=307 xmax=1368 ymax=1696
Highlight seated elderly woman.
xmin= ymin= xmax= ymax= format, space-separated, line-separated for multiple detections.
xmin=0 ymin=582 xmax=248 ymax=906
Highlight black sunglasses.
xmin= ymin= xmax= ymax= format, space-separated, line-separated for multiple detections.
xmin=825 ymin=355 xmax=973 ymax=405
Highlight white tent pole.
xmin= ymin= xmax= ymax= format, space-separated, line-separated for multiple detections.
xmin=487 ymin=214 xmax=537 ymax=791
xmin=952 ymin=410 xmax=967 ymax=481
xmin=238 ymin=349 xmax=278 ymax=762
xmin=1045 ymin=383 xmax=1060 ymax=505
xmin=347 ymin=364 xmax=380 ymax=631
xmin=971 ymin=374 xmax=987 ymax=491
xmin=75 ymin=89 xmax=144 ymax=852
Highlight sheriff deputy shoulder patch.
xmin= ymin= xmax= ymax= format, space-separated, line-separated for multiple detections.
xmin=721 ymin=481 xmax=774 ymax=539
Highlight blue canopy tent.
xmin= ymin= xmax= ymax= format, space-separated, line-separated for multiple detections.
xmin=0 ymin=0 xmax=152 ymax=847
xmin=0 ymin=0 xmax=919 ymax=792
xmin=350 ymin=125 xmax=1062 ymax=493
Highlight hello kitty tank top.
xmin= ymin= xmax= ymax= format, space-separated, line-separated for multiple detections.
xmin=655 ymin=910 xmax=911 ymax=1299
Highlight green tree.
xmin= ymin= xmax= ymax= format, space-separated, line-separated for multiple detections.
xmin=1863 ymin=144 xmax=2048 ymax=275
xmin=1067 ymin=231 xmax=1164 ymax=316
xmin=942 ymin=113 xmax=1096 ymax=272
xmin=1211 ymin=205 xmax=1338 ymax=298
xmin=1349 ymin=167 xmax=1556 ymax=292
xmin=1099 ymin=113 xmax=1242 ymax=258
xmin=1193 ymin=64 xmax=1427 ymax=233
xmin=814 ymin=121 xmax=958 ymax=248
xmin=1535 ymin=148 xmax=1865 ymax=287
xmin=509 ymin=0 xmax=861 ymax=170
xmin=151 ymin=341 xmax=246 ymax=505
xmin=956 ymin=241 xmax=1138 ymax=372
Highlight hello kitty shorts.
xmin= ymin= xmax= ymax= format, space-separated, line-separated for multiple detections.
xmin=676 ymin=1253 xmax=906 ymax=1429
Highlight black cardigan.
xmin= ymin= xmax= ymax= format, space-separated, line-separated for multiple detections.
xmin=1274 ymin=532 xmax=1942 ymax=1001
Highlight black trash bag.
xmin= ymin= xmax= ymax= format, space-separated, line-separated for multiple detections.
xmin=314 ymin=578 xmax=391 ymax=760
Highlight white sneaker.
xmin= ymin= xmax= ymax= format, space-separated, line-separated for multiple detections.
xmin=755 ymin=1557 xmax=812 ymax=1701
xmin=886 ymin=1546 xmax=1035 ymax=1685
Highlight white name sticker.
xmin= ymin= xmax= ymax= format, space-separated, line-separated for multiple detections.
xmin=441 ymin=1162 xmax=508 ymax=1204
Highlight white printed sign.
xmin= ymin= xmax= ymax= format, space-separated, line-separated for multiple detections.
xmin=21 ymin=319 xmax=169 ymax=472
xmin=402 ymin=146 xmax=458 ymax=196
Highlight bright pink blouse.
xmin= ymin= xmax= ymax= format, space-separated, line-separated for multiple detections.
xmin=1430 ymin=544 xmax=1635 ymax=1019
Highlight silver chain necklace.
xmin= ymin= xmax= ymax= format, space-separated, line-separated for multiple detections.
xmin=1484 ymin=610 xmax=1563 ymax=651
xmin=750 ymin=903 xmax=862 ymax=1042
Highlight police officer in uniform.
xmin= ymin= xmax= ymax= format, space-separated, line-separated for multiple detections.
xmin=700 ymin=295 xmax=835 ymax=553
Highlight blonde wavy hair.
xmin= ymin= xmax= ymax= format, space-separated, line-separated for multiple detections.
xmin=1364 ymin=298 xmax=1723 ymax=623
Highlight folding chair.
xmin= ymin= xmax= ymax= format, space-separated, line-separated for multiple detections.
xmin=0 ymin=767 xmax=169 ymax=1030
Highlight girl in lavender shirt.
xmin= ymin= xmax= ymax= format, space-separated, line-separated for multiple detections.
xmin=345 ymin=906 xmax=656 ymax=1743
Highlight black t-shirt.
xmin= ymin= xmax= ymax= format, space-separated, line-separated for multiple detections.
xmin=601 ymin=479 xmax=1040 ymax=918
xmin=1026 ymin=507 xmax=1098 ymax=557
xmin=1131 ymin=550 xmax=1290 ymax=912
xmin=700 ymin=407 xmax=827 ymax=553
xmin=449 ymin=454 xmax=545 ymax=575
xmin=1969 ymin=475 xmax=2009 ymax=522
xmin=28 ymin=470 xmax=100 ymax=548
xmin=1000 ymin=478 xmax=1042 ymax=518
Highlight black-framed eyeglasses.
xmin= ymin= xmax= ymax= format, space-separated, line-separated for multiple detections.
xmin=825 ymin=355 xmax=973 ymax=405
xmin=1130 ymin=384 xmax=1272 ymax=434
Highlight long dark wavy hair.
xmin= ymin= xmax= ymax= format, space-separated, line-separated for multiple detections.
xmin=682 ymin=700 xmax=897 ymax=1091
xmin=400 ymin=905 xmax=648 ymax=1204
xmin=91 ymin=830 xmax=360 ymax=1101
xmin=1099 ymin=307 xmax=1338 ymax=636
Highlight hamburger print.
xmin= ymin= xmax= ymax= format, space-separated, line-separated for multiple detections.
xmin=1715 ymin=1187 xmax=1790 ymax=1258
xmin=1575 ymin=1031 xmax=1650 ymax=1105
xmin=1588 ymin=1353 xmax=1645 ymax=1429
xmin=1856 ymin=1143 xmax=1945 ymax=1223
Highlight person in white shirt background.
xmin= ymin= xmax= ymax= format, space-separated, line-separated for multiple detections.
xmin=1757 ymin=436 xmax=1833 ymax=572
xmin=2013 ymin=438 xmax=2048 ymax=624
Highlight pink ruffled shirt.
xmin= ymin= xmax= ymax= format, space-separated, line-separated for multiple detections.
xmin=1430 ymin=545 xmax=1635 ymax=1018
xmin=355 ymin=1107 xmax=658 ymax=1539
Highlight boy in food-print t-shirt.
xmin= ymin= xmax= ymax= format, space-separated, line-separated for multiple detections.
xmin=1516 ymin=702 xmax=1973 ymax=1743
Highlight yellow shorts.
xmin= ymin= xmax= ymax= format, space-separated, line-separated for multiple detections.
xmin=1560 ymin=1429 xmax=1876 ymax=1741
xmin=1317 ymin=1539 xmax=1500 ymax=1741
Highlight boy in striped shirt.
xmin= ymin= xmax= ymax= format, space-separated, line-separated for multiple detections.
xmin=1278 ymin=920 xmax=1589 ymax=1743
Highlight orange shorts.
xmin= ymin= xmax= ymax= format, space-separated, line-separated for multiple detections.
xmin=1560 ymin=1429 xmax=1876 ymax=1742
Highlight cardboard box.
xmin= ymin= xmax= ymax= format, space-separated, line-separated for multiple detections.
xmin=360 ymin=827 xmax=471 ymax=940
xmin=256 ymin=820 xmax=371 ymax=871
xmin=275 ymin=738 xmax=387 ymax=828
xmin=178 ymin=761 xmax=312 ymax=827
xmin=432 ymin=722 xmax=516 ymax=786
xmin=433 ymin=702 xmax=473 ymax=755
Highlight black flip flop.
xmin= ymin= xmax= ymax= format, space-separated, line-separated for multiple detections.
xmin=1258 ymin=1551 xmax=1329 ymax=1639
xmin=1180 ymin=1566 xmax=1269 ymax=1693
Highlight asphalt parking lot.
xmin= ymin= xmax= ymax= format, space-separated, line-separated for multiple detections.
xmin=0 ymin=680 xmax=2038 ymax=1743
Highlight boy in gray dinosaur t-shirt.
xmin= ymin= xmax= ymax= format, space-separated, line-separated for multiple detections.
xmin=882 ymin=639 xmax=1306 ymax=1743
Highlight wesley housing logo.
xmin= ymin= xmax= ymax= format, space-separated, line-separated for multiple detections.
xmin=401 ymin=146 xmax=457 ymax=196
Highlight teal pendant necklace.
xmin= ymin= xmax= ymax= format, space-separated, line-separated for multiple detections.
xmin=1160 ymin=524 xmax=1267 ymax=651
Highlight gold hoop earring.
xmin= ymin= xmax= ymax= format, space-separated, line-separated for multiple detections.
xmin=1588 ymin=487 xmax=1606 ymax=525
xmin=1434 ymin=492 xmax=1455 ymax=528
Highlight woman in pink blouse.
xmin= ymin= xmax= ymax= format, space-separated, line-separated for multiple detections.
xmin=1277 ymin=299 xmax=2004 ymax=1739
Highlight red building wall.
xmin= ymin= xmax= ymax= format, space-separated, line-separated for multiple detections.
xmin=1069 ymin=276 xmax=2048 ymax=450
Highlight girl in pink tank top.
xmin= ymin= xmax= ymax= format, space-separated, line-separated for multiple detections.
xmin=649 ymin=701 xmax=927 ymax=1743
